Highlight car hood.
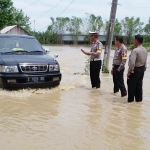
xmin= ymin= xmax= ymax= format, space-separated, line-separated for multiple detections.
xmin=0 ymin=55 xmax=57 ymax=65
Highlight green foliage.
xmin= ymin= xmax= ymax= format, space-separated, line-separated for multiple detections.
xmin=114 ymin=19 xmax=122 ymax=36
xmin=102 ymin=66 xmax=109 ymax=73
xmin=143 ymin=35 xmax=150 ymax=43
xmin=121 ymin=17 xmax=144 ymax=45
xmin=143 ymin=43 xmax=150 ymax=47
xmin=49 ymin=17 xmax=70 ymax=34
xmin=0 ymin=0 xmax=14 ymax=30
xmin=12 ymin=8 xmax=31 ymax=31
xmin=85 ymin=13 xmax=103 ymax=33
xmin=144 ymin=18 xmax=150 ymax=35
xmin=130 ymin=44 xmax=135 ymax=50
xmin=32 ymin=31 xmax=59 ymax=44
xmin=0 ymin=0 xmax=31 ymax=32
xmin=68 ymin=16 xmax=83 ymax=44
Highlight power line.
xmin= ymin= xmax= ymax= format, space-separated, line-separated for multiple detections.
xmin=58 ymin=0 xmax=74 ymax=17
xmin=39 ymin=0 xmax=75 ymax=31
xmin=32 ymin=0 xmax=63 ymax=22
xmin=22 ymin=0 xmax=40 ymax=10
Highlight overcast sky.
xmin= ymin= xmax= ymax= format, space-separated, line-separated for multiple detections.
xmin=12 ymin=0 xmax=150 ymax=32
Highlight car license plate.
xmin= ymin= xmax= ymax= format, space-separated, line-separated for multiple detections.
xmin=27 ymin=76 xmax=45 ymax=83
xmin=53 ymin=77 xmax=59 ymax=81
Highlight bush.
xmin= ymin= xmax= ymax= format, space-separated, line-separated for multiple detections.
xmin=143 ymin=43 xmax=150 ymax=47
xmin=130 ymin=44 xmax=135 ymax=50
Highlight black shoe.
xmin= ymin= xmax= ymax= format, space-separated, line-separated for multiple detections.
xmin=136 ymin=100 xmax=142 ymax=102
xmin=121 ymin=93 xmax=127 ymax=97
xmin=121 ymin=91 xmax=127 ymax=97
xmin=92 ymin=85 xmax=96 ymax=88
xmin=96 ymin=84 xmax=100 ymax=89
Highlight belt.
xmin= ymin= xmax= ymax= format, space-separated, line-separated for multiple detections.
xmin=113 ymin=65 xmax=120 ymax=68
xmin=90 ymin=58 xmax=101 ymax=61
xmin=135 ymin=65 xmax=144 ymax=69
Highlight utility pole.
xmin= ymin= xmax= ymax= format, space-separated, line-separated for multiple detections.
xmin=34 ymin=20 xmax=35 ymax=32
xmin=102 ymin=0 xmax=118 ymax=73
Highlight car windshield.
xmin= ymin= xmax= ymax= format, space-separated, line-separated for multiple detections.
xmin=0 ymin=36 xmax=45 ymax=54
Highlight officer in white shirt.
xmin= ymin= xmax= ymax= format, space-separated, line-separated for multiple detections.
xmin=81 ymin=31 xmax=103 ymax=88
xmin=127 ymin=34 xmax=147 ymax=102
xmin=111 ymin=36 xmax=127 ymax=97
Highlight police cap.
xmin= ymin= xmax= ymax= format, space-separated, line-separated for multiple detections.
xmin=89 ymin=31 xmax=98 ymax=38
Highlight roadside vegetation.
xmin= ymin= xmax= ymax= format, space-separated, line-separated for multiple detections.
xmin=0 ymin=0 xmax=150 ymax=51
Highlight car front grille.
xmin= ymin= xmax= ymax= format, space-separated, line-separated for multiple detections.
xmin=19 ymin=64 xmax=48 ymax=72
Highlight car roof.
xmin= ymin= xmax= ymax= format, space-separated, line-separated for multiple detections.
xmin=0 ymin=34 xmax=35 ymax=39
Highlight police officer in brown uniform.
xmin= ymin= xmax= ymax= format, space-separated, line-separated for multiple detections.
xmin=111 ymin=36 xmax=127 ymax=97
xmin=127 ymin=35 xmax=147 ymax=103
xmin=81 ymin=31 xmax=103 ymax=88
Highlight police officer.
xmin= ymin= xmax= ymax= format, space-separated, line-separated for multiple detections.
xmin=111 ymin=35 xmax=127 ymax=97
xmin=127 ymin=34 xmax=147 ymax=103
xmin=81 ymin=31 xmax=103 ymax=88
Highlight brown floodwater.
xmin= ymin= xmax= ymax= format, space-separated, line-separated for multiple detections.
xmin=0 ymin=45 xmax=150 ymax=150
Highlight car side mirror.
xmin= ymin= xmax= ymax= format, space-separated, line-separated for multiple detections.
xmin=43 ymin=46 xmax=50 ymax=53
xmin=54 ymin=54 xmax=58 ymax=59
xmin=45 ymin=49 xmax=50 ymax=53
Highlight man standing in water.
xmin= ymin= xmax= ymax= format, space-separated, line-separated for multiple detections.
xmin=81 ymin=31 xmax=103 ymax=89
xmin=127 ymin=35 xmax=147 ymax=103
xmin=111 ymin=36 xmax=127 ymax=97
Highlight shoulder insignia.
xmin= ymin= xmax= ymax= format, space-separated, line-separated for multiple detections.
xmin=122 ymin=53 xmax=127 ymax=60
xmin=97 ymin=43 xmax=102 ymax=53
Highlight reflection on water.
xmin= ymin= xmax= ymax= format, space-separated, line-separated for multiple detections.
xmin=0 ymin=45 xmax=150 ymax=150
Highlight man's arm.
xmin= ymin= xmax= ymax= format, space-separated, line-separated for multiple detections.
xmin=90 ymin=43 xmax=103 ymax=57
xmin=118 ymin=49 xmax=127 ymax=71
xmin=144 ymin=52 xmax=147 ymax=71
xmin=128 ymin=50 xmax=137 ymax=73
xmin=81 ymin=49 xmax=91 ymax=55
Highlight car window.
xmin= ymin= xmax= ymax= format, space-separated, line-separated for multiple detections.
xmin=0 ymin=37 xmax=44 ymax=53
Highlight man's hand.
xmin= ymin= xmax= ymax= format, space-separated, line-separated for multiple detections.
xmin=127 ymin=72 xmax=131 ymax=79
xmin=81 ymin=49 xmax=90 ymax=55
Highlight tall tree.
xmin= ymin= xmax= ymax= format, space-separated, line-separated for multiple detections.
xmin=49 ymin=17 xmax=70 ymax=34
xmin=68 ymin=16 xmax=83 ymax=44
xmin=12 ymin=8 xmax=31 ymax=31
xmin=85 ymin=13 xmax=103 ymax=34
xmin=121 ymin=17 xmax=144 ymax=45
xmin=114 ymin=19 xmax=122 ymax=36
xmin=144 ymin=17 xmax=150 ymax=35
xmin=0 ymin=0 xmax=14 ymax=30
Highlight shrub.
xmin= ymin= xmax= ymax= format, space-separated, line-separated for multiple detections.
xmin=130 ymin=44 xmax=135 ymax=50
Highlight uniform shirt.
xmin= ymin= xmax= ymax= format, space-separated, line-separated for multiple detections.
xmin=113 ymin=44 xmax=127 ymax=71
xmin=90 ymin=40 xmax=103 ymax=60
xmin=128 ymin=45 xmax=147 ymax=73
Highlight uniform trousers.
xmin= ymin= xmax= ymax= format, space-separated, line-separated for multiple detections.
xmin=127 ymin=66 xmax=145 ymax=102
xmin=113 ymin=65 xmax=127 ymax=96
xmin=90 ymin=60 xmax=101 ymax=88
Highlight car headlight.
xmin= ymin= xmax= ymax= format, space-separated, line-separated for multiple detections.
xmin=0 ymin=66 xmax=19 ymax=73
xmin=49 ymin=64 xmax=59 ymax=71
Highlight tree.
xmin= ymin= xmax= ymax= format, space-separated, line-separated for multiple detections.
xmin=49 ymin=17 xmax=70 ymax=34
xmin=0 ymin=0 xmax=14 ymax=30
xmin=85 ymin=13 xmax=103 ymax=34
xmin=144 ymin=17 xmax=150 ymax=35
xmin=114 ymin=19 xmax=122 ymax=36
xmin=121 ymin=17 xmax=144 ymax=45
xmin=68 ymin=16 xmax=83 ymax=44
xmin=47 ymin=17 xmax=70 ymax=43
xmin=12 ymin=8 xmax=31 ymax=32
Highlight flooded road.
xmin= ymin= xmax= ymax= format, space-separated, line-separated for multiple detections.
xmin=0 ymin=45 xmax=150 ymax=150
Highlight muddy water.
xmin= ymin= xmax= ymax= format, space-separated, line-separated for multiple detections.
xmin=0 ymin=45 xmax=150 ymax=150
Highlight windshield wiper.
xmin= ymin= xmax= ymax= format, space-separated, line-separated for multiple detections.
xmin=27 ymin=50 xmax=44 ymax=54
